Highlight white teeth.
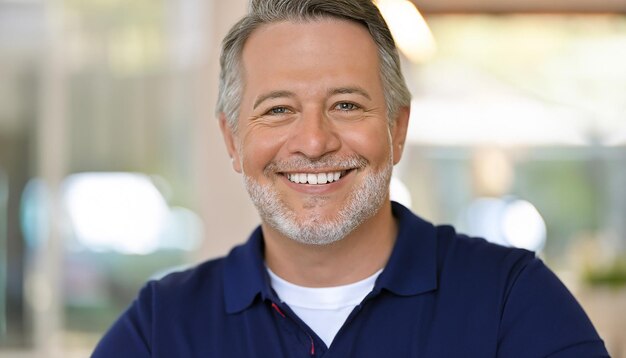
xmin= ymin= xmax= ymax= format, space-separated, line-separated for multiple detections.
xmin=318 ymin=173 xmax=327 ymax=184
xmin=286 ymin=171 xmax=344 ymax=185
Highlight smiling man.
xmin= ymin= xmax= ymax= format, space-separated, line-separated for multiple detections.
xmin=93 ymin=1 xmax=608 ymax=357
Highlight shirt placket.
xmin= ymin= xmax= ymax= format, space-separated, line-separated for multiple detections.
xmin=269 ymin=300 xmax=328 ymax=357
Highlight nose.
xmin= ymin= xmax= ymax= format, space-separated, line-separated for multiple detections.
xmin=285 ymin=107 xmax=341 ymax=159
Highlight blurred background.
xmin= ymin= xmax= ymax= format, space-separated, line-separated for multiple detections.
xmin=0 ymin=0 xmax=625 ymax=356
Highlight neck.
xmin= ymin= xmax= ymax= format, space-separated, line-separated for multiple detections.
xmin=263 ymin=201 xmax=397 ymax=287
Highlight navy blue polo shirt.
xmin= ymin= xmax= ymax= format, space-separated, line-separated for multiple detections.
xmin=93 ymin=202 xmax=608 ymax=357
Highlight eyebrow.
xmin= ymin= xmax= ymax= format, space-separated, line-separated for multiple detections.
xmin=328 ymin=86 xmax=371 ymax=100
xmin=253 ymin=90 xmax=295 ymax=109
xmin=252 ymin=86 xmax=372 ymax=110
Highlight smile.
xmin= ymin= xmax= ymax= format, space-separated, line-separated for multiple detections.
xmin=285 ymin=170 xmax=348 ymax=185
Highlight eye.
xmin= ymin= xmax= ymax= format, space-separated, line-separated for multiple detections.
xmin=334 ymin=102 xmax=359 ymax=111
xmin=265 ymin=106 xmax=292 ymax=115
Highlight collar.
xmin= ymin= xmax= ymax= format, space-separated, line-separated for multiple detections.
xmin=373 ymin=202 xmax=438 ymax=296
xmin=222 ymin=201 xmax=438 ymax=314
xmin=223 ymin=226 xmax=275 ymax=314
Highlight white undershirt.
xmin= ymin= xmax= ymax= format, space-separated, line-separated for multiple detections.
xmin=267 ymin=267 xmax=382 ymax=348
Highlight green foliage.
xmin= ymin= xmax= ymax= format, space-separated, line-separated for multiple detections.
xmin=584 ymin=257 xmax=626 ymax=288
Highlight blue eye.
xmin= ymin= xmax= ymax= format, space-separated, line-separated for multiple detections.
xmin=336 ymin=102 xmax=358 ymax=111
xmin=266 ymin=106 xmax=290 ymax=115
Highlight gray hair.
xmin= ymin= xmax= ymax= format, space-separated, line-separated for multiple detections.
xmin=216 ymin=0 xmax=411 ymax=131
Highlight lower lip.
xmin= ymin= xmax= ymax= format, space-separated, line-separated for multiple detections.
xmin=281 ymin=170 xmax=353 ymax=194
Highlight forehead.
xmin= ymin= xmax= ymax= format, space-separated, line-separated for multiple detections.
xmin=240 ymin=19 xmax=382 ymax=95
xmin=244 ymin=17 xmax=376 ymax=55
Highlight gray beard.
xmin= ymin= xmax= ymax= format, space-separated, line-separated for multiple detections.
xmin=243 ymin=155 xmax=392 ymax=245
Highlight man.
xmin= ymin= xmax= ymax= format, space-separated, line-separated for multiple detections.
xmin=93 ymin=0 xmax=609 ymax=356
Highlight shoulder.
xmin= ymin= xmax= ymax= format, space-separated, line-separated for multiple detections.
xmin=157 ymin=257 xmax=226 ymax=287
xmin=92 ymin=256 xmax=231 ymax=357
xmin=393 ymin=201 xmax=534 ymax=277
xmin=391 ymin=202 xmax=535 ymax=293
xmin=139 ymin=257 xmax=227 ymax=307
xmin=434 ymin=224 xmax=535 ymax=279
xmin=430 ymin=224 xmax=544 ymax=315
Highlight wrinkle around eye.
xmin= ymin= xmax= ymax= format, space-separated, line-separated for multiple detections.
xmin=246 ymin=111 xmax=295 ymax=128
xmin=248 ymin=106 xmax=298 ymax=125
xmin=329 ymin=107 xmax=384 ymax=124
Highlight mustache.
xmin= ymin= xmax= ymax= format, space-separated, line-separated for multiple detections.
xmin=264 ymin=154 xmax=368 ymax=174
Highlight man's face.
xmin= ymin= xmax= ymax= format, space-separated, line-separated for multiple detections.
xmin=220 ymin=19 xmax=408 ymax=244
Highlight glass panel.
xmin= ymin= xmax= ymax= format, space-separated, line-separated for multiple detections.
xmin=57 ymin=0 xmax=208 ymax=351
xmin=2 ymin=0 xmax=213 ymax=355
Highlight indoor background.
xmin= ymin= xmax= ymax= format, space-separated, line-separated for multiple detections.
xmin=1 ymin=0 xmax=625 ymax=357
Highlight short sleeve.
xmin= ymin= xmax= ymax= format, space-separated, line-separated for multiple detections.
xmin=497 ymin=258 xmax=609 ymax=357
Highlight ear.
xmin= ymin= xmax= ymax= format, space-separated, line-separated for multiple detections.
xmin=391 ymin=106 xmax=410 ymax=165
xmin=219 ymin=113 xmax=242 ymax=173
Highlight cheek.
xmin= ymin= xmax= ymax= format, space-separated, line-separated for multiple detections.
xmin=341 ymin=123 xmax=392 ymax=164
xmin=241 ymin=128 xmax=288 ymax=173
